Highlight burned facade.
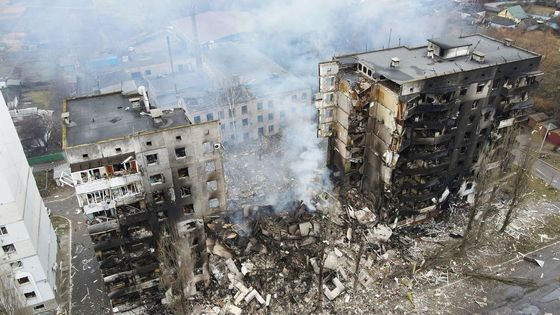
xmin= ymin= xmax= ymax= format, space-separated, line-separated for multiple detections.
xmin=316 ymin=34 xmax=541 ymax=223
xmin=61 ymin=88 xmax=226 ymax=312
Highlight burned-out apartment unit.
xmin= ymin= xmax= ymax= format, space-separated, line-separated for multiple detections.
xmin=316 ymin=34 xmax=541 ymax=224
xmin=60 ymin=88 xmax=226 ymax=312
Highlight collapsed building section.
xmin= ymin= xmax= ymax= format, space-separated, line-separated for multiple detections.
xmin=316 ymin=34 xmax=542 ymax=223
xmin=61 ymin=88 xmax=227 ymax=312
xmin=192 ymin=193 xmax=396 ymax=314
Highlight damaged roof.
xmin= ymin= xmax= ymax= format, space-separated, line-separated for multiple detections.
xmin=64 ymin=91 xmax=190 ymax=147
xmin=340 ymin=34 xmax=540 ymax=85
xmin=428 ymin=37 xmax=472 ymax=49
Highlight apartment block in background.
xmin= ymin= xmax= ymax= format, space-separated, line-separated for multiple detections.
xmin=61 ymin=88 xmax=226 ymax=312
xmin=146 ymin=42 xmax=313 ymax=144
xmin=316 ymin=34 xmax=541 ymax=224
xmin=0 ymin=91 xmax=58 ymax=314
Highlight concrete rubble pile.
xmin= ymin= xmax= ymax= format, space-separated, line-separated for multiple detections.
xmin=188 ymin=193 xmax=434 ymax=314
xmin=223 ymin=136 xmax=295 ymax=209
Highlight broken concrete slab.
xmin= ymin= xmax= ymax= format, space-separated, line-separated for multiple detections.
xmin=225 ymin=258 xmax=243 ymax=279
xmin=523 ymin=255 xmax=544 ymax=268
xmin=233 ymin=282 xmax=250 ymax=305
xmin=324 ymin=251 xmax=339 ymax=270
xmin=324 ymin=277 xmax=345 ymax=300
xmin=223 ymin=303 xmax=242 ymax=315
xmin=213 ymin=242 xmax=233 ymax=259
xmin=354 ymin=207 xmax=377 ymax=224
xmin=366 ymin=224 xmax=392 ymax=243
xmin=299 ymin=222 xmax=312 ymax=236
xmin=245 ymin=288 xmax=266 ymax=304
xmin=241 ymin=261 xmax=254 ymax=275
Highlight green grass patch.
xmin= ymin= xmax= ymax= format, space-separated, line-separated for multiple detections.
xmin=33 ymin=169 xmax=58 ymax=197
xmin=23 ymin=90 xmax=51 ymax=109
xmin=527 ymin=174 xmax=559 ymax=200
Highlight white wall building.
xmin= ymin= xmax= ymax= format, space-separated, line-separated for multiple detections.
xmin=0 ymin=93 xmax=58 ymax=313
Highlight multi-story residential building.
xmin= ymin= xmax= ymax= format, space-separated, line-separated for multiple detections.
xmin=0 ymin=93 xmax=58 ymax=314
xmin=147 ymin=42 xmax=313 ymax=144
xmin=60 ymin=87 xmax=226 ymax=312
xmin=316 ymin=34 xmax=542 ymax=224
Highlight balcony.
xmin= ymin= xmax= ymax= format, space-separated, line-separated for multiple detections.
xmin=84 ymin=200 xmax=116 ymax=215
xmin=75 ymin=173 xmax=143 ymax=195
xmin=409 ymin=117 xmax=454 ymax=130
xmin=88 ymin=219 xmax=119 ymax=235
xmin=94 ymin=238 xmax=124 ymax=252
xmin=404 ymin=99 xmax=457 ymax=119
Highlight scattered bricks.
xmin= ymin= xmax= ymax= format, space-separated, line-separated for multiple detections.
xmin=324 ymin=277 xmax=345 ymax=301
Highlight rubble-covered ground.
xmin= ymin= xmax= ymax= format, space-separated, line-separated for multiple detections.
xmin=196 ymin=164 xmax=560 ymax=314
xmin=223 ymin=136 xmax=291 ymax=209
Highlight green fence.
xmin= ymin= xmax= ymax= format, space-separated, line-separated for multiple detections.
xmin=27 ymin=151 xmax=65 ymax=166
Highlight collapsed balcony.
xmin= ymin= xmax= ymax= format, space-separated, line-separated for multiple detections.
xmin=398 ymin=189 xmax=441 ymax=203
xmin=411 ymin=131 xmax=454 ymax=145
xmin=399 ymin=175 xmax=443 ymax=190
xmin=403 ymin=145 xmax=449 ymax=160
xmin=397 ymin=159 xmax=450 ymax=176
xmin=404 ymin=95 xmax=458 ymax=120
xmin=94 ymin=238 xmax=124 ymax=252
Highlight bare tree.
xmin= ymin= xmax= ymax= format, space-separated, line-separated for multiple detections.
xmin=158 ymin=226 xmax=194 ymax=315
xmin=217 ymin=77 xmax=251 ymax=137
xmin=499 ymin=142 xmax=536 ymax=233
xmin=0 ymin=265 xmax=29 ymax=315
xmin=459 ymin=150 xmax=498 ymax=256
xmin=459 ymin=125 xmax=522 ymax=254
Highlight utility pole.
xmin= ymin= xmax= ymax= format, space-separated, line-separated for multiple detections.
xmin=539 ymin=123 xmax=551 ymax=153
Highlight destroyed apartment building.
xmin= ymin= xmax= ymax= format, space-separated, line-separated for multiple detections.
xmin=60 ymin=87 xmax=227 ymax=312
xmin=316 ymin=34 xmax=542 ymax=224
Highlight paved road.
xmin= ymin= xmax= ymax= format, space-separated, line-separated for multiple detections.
xmin=46 ymin=194 xmax=111 ymax=315
xmin=512 ymin=148 xmax=560 ymax=190
xmin=480 ymin=241 xmax=560 ymax=314
xmin=533 ymin=159 xmax=560 ymax=189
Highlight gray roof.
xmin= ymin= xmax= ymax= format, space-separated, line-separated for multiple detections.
xmin=65 ymin=91 xmax=189 ymax=147
xmin=489 ymin=16 xmax=517 ymax=27
xmin=343 ymin=34 xmax=540 ymax=85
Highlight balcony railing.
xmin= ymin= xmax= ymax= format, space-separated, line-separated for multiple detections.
xmin=75 ymin=173 xmax=143 ymax=195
